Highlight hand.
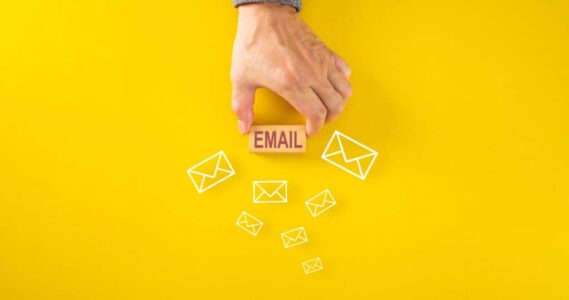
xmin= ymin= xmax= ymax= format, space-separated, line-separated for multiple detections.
xmin=230 ymin=3 xmax=352 ymax=136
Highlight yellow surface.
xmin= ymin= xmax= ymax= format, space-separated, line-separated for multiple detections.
xmin=1 ymin=0 xmax=568 ymax=299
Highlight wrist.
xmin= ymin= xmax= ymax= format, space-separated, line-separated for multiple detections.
xmin=238 ymin=3 xmax=296 ymax=17
xmin=238 ymin=2 xmax=297 ymax=32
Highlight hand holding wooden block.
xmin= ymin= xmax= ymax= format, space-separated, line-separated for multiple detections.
xmin=249 ymin=125 xmax=306 ymax=153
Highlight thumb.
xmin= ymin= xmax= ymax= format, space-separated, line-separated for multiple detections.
xmin=231 ymin=83 xmax=256 ymax=134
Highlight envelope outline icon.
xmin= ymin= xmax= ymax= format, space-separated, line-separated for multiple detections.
xmin=253 ymin=180 xmax=288 ymax=203
xmin=302 ymin=257 xmax=323 ymax=274
xmin=305 ymin=189 xmax=336 ymax=218
xmin=235 ymin=211 xmax=263 ymax=236
xmin=281 ymin=226 xmax=308 ymax=248
xmin=187 ymin=151 xmax=235 ymax=193
xmin=321 ymin=130 xmax=378 ymax=180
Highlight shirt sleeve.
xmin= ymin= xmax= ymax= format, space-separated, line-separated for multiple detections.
xmin=233 ymin=0 xmax=302 ymax=12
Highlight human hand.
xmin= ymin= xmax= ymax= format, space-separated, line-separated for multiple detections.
xmin=230 ymin=3 xmax=352 ymax=136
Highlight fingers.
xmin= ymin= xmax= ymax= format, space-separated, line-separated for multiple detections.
xmin=312 ymin=52 xmax=351 ymax=122
xmin=240 ymin=49 xmax=351 ymax=137
xmin=231 ymin=83 xmax=256 ymax=134
xmin=276 ymin=87 xmax=327 ymax=136
xmin=333 ymin=53 xmax=351 ymax=79
xmin=328 ymin=69 xmax=352 ymax=100
xmin=268 ymin=53 xmax=352 ymax=136
xmin=303 ymin=89 xmax=328 ymax=136
xmin=312 ymin=82 xmax=345 ymax=122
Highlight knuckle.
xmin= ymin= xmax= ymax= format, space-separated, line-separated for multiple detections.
xmin=230 ymin=67 xmax=245 ymax=83
xmin=314 ymin=77 xmax=329 ymax=90
xmin=330 ymin=102 xmax=345 ymax=114
xmin=310 ymin=106 xmax=327 ymax=120
xmin=278 ymin=68 xmax=302 ymax=88
xmin=231 ymin=101 xmax=247 ymax=115
xmin=344 ymin=85 xmax=353 ymax=98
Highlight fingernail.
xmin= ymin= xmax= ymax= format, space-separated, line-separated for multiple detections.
xmin=305 ymin=128 xmax=314 ymax=137
xmin=238 ymin=120 xmax=246 ymax=134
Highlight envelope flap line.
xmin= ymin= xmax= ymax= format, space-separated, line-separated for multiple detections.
xmin=307 ymin=199 xmax=334 ymax=208
xmin=255 ymin=182 xmax=286 ymax=198
xmin=326 ymin=132 xmax=378 ymax=163
xmin=189 ymin=153 xmax=223 ymax=178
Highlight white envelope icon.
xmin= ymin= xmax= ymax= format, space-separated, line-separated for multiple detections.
xmin=281 ymin=226 xmax=308 ymax=248
xmin=305 ymin=189 xmax=336 ymax=218
xmin=235 ymin=211 xmax=263 ymax=236
xmin=187 ymin=151 xmax=235 ymax=193
xmin=253 ymin=180 xmax=287 ymax=203
xmin=302 ymin=257 xmax=323 ymax=274
xmin=321 ymin=130 xmax=378 ymax=180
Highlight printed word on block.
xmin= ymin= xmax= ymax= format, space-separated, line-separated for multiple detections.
xmin=249 ymin=125 xmax=306 ymax=153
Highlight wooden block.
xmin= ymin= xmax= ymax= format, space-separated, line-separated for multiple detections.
xmin=249 ymin=125 xmax=306 ymax=153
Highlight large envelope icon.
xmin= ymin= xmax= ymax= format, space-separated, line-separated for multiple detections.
xmin=321 ymin=131 xmax=378 ymax=180
xmin=253 ymin=180 xmax=287 ymax=203
xmin=235 ymin=211 xmax=263 ymax=236
xmin=281 ymin=226 xmax=308 ymax=248
xmin=187 ymin=151 xmax=235 ymax=193
xmin=302 ymin=257 xmax=323 ymax=274
xmin=305 ymin=189 xmax=336 ymax=218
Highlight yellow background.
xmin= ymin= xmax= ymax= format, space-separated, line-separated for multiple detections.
xmin=1 ymin=0 xmax=568 ymax=299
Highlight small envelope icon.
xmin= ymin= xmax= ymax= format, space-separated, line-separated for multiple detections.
xmin=321 ymin=131 xmax=378 ymax=180
xmin=253 ymin=180 xmax=287 ymax=203
xmin=187 ymin=151 xmax=235 ymax=193
xmin=281 ymin=226 xmax=308 ymax=248
xmin=302 ymin=257 xmax=323 ymax=274
xmin=235 ymin=211 xmax=263 ymax=236
xmin=305 ymin=189 xmax=336 ymax=218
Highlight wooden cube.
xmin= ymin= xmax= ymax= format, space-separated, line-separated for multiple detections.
xmin=249 ymin=125 xmax=306 ymax=153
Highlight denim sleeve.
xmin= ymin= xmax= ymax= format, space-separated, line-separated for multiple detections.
xmin=233 ymin=0 xmax=301 ymax=12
